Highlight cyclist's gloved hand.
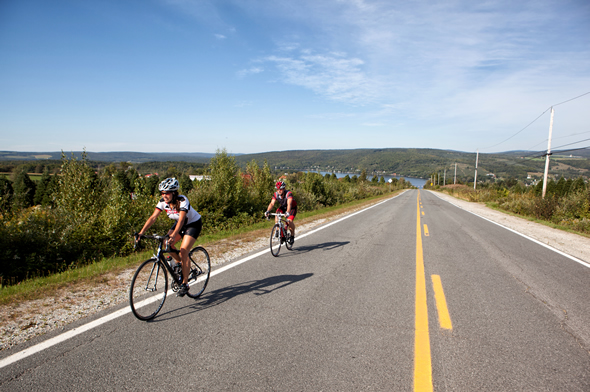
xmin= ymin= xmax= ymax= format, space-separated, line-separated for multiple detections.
xmin=264 ymin=211 xmax=270 ymax=218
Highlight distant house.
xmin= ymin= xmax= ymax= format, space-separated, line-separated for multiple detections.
xmin=189 ymin=175 xmax=211 ymax=181
xmin=144 ymin=173 xmax=158 ymax=178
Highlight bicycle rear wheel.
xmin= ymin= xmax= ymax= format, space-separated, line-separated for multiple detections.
xmin=270 ymin=224 xmax=282 ymax=257
xmin=285 ymin=228 xmax=294 ymax=250
xmin=186 ymin=247 xmax=211 ymax=299
xmin=129 ymin=258 xmax=168 ymax=321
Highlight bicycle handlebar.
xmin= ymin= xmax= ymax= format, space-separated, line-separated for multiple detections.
xmin=133 ymin=232 xmax=178 ymax=254
xmin=265 ymin=212 xmax=288 ymax=220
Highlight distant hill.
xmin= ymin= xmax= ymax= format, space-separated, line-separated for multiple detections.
xmin=0 ymin=151 xmax=216 ymax=164
xmin=1 ymin=148 xmax=588 ymax=182
xmin=235 ymin=148 xmax=589 ymax=181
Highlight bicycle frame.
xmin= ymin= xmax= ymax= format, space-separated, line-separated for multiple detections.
xmin=268 ymin=213 xmax=293 ymax=256
xmin=269 ymin=213 xmax=289 ymax=236
xmin=137 ymin=234 xmax=182 ymax=287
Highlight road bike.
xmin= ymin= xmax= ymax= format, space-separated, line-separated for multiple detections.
xmin=129 ymin=233 xmax=211 ymax=321
xmin=267 ymin=212 xmax=294 ymax=257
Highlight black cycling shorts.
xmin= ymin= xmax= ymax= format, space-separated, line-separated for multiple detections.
xmin=171 ymin=218 xmax=202 ymax=239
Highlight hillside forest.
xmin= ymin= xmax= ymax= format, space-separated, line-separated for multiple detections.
xmin=0 ymin=150 xmax=411 ymax=286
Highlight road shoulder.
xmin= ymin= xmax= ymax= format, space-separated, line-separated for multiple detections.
xmin=429 ymin=190 xmax=590 ymax=264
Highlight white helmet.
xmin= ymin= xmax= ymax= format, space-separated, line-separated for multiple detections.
xmin=158 ymin=178 xmax=179 ymax=192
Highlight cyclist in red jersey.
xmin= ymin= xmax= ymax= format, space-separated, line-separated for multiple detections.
xmin=265 ymin=181 xmax=297 ymax=245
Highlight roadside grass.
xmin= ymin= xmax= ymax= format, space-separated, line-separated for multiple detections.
xmin=0 ymin=191 xmax=402 ymax=307
xmin=485 ymin=200 xmax=590 ymax=239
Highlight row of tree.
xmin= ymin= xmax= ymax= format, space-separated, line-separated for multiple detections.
xmin=0 ymin=150 xmax=411 ymax=286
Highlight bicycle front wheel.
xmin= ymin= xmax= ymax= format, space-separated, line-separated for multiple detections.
xmin=129 ymin=258 xmax=168 ymax=321
xmin=270 ymin=224 xmax=282 ymax=257
xmin=186 ymin=247 xmax=211 ymax=299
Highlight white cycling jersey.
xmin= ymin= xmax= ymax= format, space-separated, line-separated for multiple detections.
xmin=156 ymin=195 xmax=201 ymax=225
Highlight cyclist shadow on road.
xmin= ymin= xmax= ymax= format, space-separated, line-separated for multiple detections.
xmin=153 ymin=273 xmax=313 ymax=321
xmin=289 ymin=241 xmax=350 ymax=255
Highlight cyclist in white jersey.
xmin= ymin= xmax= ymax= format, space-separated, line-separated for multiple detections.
xmin=137 ymin=178 xmax=202 ymax=297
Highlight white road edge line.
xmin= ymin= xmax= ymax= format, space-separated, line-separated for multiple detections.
xmin=428 ymin=191 xmax=590 ymax=269
xmin=0 ymin=191 xmax=408 ymax=369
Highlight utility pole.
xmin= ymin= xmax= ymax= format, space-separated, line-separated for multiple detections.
xmin=443 ymin=169 xmax=446 ymax=186
xmin=542 ymin=107 xmax=555 ymax=199
xmin=474 ymin=150 xmax=479 ymax=190
xmin=454 ymin=163 xmax=457 ymax=184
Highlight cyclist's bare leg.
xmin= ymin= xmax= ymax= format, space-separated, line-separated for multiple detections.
xmin=179 ymin=234 xmax=197 ymax=284
xmin=166 ymin=231 xmax=182 ymax=263
xmin=287 ymin=218 xmax=295 ymax=237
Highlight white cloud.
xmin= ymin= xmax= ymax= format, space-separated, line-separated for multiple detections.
xmin=261 ymin=51 xmax=382 ymax=104
xmin=214 ymin=33 xmax=226 ymax=39
xmin=237 ymin=67 xmax=264 ymax=78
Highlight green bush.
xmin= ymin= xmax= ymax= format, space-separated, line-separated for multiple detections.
xmin=0 ymin=149 xmax=413 ymax=285
xmin=439 ymin=177 xmax=590 ymax=234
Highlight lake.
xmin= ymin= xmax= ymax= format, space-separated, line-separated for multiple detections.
xmin=308 ymin=171 xmax=428 ymax=188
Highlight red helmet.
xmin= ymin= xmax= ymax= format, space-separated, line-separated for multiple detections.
xmin=276 ymin=181 xmax=286 ymax=190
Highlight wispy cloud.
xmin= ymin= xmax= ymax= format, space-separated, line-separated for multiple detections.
xmin=242 ymin=1 xmax=588 ymax=112
xmin=237 ymin=67 xmax=264 ymax=78
xmin=261 ymin=51 xmax=381 ymax=104
xmin=214 ymin=33 xmax=226 ymax=40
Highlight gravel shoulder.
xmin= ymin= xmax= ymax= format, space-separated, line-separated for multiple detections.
xmin=0 ymin=202 xmax=377 ymax=351
xmin=2 ymin=190 xmax=589 ymax=352
xmin=430 ymin=190 xmax=590 ymax=263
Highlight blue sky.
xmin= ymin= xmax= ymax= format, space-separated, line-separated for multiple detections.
xmin=1 ymin=0 xmax=589 ymax=155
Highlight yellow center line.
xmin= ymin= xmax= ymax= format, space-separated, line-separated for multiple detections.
xmin=414 ymin=191 xmax=433 ymax=392
xmin=432 ymin=275 xmax=453 ymax=330
xmin=423 ymin=224 xmax=429 ymax=237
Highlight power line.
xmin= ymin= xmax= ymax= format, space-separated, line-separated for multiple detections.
xmin=480 ymin=91 xmax=590 ymax=151
xmin=521 ymin=143 xmax=590 ymax=161
xmin=551 ymin=137 xmax=590 ymax=151
xmin=523 ymin=130 xmax=590 ymax=154
xmin=553 ymin=91 xmax=590 ymax=107
xmin=481 ymin=108 xmax=550 ymax=151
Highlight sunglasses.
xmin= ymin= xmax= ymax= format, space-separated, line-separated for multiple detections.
xmin=161 ymin=191 xmax=173 ymax=195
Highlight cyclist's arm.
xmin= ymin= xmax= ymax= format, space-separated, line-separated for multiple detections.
xmin=266 ymin=198 xmax=276 ymax=213
xmin=286 ymin=198 xmax=293 ymax=214
xmin=168 ymin=210 xmax=187 ymax=245
xmin=138 ymin=208 xmax=162 ymax=237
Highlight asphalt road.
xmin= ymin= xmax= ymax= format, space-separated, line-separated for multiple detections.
xmin=1 ymin=189 xmax=589 ymax=391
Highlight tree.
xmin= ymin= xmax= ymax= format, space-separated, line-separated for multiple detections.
xmin=113 ymin=170 xmax=132 ymax=195
xmin=13 ymin=170 xmax=36 ymax=211
xmin=571 ymin=177 xmax=586 ymax=193
xmin=179 ymin=173 xmax=194 ymax=193
xmin=146 ymin=175 xmax=161 ymax=196
xmin=209 ymin=148 xmax=245 ymax=217
xmin=34 ymin=168 xmax=52 ymax=206
xmin=0 ymin=177 xmax=14 ymax=213
xmin=359 ymin=169 xmax=367 ymax=182
xmin=246 ymin=159 xmax=274 ymax=209
xmin=555 ymin=177 xmax=567 ymax=197
xmin=165 ymin=165 xmax=180 ymax=180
